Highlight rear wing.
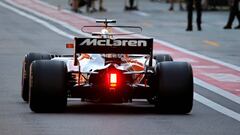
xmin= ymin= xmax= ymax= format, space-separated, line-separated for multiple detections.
xmin=75 ymin=38 xmax=153 ymax=54
xmin=73 ymin=38 xmax=153 ymax=66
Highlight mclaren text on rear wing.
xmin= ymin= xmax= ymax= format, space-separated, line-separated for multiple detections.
xmin=75 ymin=38 xmax=153 ymax=54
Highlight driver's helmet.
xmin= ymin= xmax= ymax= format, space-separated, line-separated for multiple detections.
xmin=100 ymin=28 xmax=123 ymax=59
xmin=101 ymin=28 xmax=109 ymax=39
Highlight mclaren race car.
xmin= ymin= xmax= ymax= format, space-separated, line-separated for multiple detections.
xmin=21 ymin=19 xmax=193 ymax=113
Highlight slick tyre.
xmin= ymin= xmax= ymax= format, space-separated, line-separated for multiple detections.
xmin=147 ymin=54 xmax=173 ymax=104
xmin=155 ymin=62 xmax=193 ymax=114
xmin=154 ymin=54 xmax=173 ymax=62
xmin=21 ymin=53 xmax=51 ymax=102
xmin=29 ymin=60 xmax=67 ymax=113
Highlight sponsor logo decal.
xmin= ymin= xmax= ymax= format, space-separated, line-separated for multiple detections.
xmin=79 ymin=39 xmax=147 ymax=47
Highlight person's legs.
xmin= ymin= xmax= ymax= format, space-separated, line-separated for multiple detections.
xmin=169 ymin=0 xmax=174 ymax=11
xmin=86 ymin=0 xmax=92 ymax=12
xmin=234 ymin=0 xmax=240 ymax=28
xmin=195 ymin=0 xmax=202 ymax=30
xmin=90 ymin=0 xmax=97 ymax=13
xmin=130 ymin=0 xmax=134 ymax=8
xmin=225 ymin=8 xmax=235 ymax=28
xmin=71 ymin=0 xmax=79 ymax=12
xmin=99 ymin=0 xmax=106 ymax=11
xmin=186 ymin=0 xmax=193 ymax=31
xmin=179 ymin=0 xmax=184 ymax=11
xmin=224 ymin=0 xmax=237 ymax=29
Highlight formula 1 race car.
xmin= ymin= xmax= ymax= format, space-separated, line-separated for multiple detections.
xmin=21 ymin=19 xmax=193 ymax=114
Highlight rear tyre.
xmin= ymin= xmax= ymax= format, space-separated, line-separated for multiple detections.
xmin=147 ymin=54 xmax=173 ymax=104
xmin=21 ymin=53 xmax=51 ymax=102
xmin=154 ymin=54 xmax=173 ymax=62
xmin=29 ymin=60 xmax=67 ymax=113
xmin=155 ymin=62 xmax=193 ymax=114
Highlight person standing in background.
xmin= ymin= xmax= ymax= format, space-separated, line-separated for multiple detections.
xmin=224 ymin=0 xmax=240 ymax=29
xmin=90 ymin=0 xmax=107 ymax=12
xmin=98 ymin=0 xmax=107 ymax=11
xmin=69 ymin=0 xmax=87 ymax=12
xmin=169 ymin=0 xmax=184 ymax=11
xmin=186 ymin=0 xmax=202 ymax=31
xmin=125 ymin=0 xmax=138 ymax=10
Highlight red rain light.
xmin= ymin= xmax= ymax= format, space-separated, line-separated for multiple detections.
xmin=108 ymin=72 xmax=118 ymax=88
xmin=110 ymin=73 xmax=117 ymax=84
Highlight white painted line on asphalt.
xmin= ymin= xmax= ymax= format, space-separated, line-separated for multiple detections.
xmin=154 ymin=39 xmax=240 ymax=72
xmin=132 ymin=11 xmax=150 ymax=17
xmin=0 ymin=1 xmax=74 ymax=39
xmin=193 ymin=66 xmax=220 ymax=69
xmin=33 ymin=0 xmax=96 ymax=22
xmin=153 ymin=50 xmax=173 ymax=54
xmin=194 ymin=93 xmax=240 ymax=122
xmin=1 ymin=0 xmax=240 ymax=121
xmin=6 ymin=0 xmax=90 ymax=37
xmin=194 ymin=78 xmax=240 ymax=104
xmin=174 ymin=58 xmax=198 ymax=63
xmin=203 ymin=73 xmax=240 ymax=83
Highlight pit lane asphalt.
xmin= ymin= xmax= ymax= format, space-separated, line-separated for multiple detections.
xmin=0 ymin=1 xmax=239 ymax=135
